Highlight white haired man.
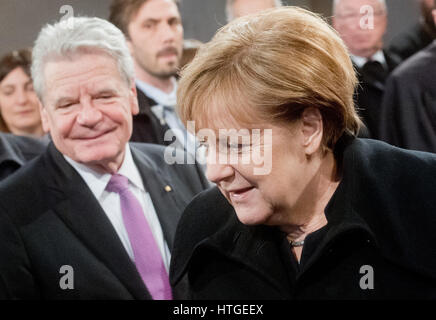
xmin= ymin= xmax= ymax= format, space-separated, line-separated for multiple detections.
xmin=332 ymin=0 xmax=400 ymax=139
xmin=0 ymin=17 xmax=208 ymax=300
xmin=226 ymin=0 xmax=283 ymax=22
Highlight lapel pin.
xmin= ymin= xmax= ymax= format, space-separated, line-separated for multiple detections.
xmin=164 ymin=185 xmax=172 ymax=192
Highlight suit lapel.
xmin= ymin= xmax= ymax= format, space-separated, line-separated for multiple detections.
xmin=130 ymin=145 xmax=182 ymax=251
xmin=45 ymin=144 xmax=151 ymax=300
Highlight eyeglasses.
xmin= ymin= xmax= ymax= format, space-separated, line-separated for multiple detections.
xmin=336 ymin=10 xmax=386 ymax=22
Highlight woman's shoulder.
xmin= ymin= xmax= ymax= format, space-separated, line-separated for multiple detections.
xmin=177 ymin=186 xmax=236 ymax=238
xmin=170 ymin=187 xmax=238 ymax=287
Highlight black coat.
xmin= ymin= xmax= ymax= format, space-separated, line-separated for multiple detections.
xmin=130 ymin=87 xmax=172 ymax=146
xmin=354 ymin=51 xmax=401 ymax=139
xmin=0 ymin=133 xmax=48 ymax=181
xmin=0 ymin=142 xmax=209 ymax=299
xmin=170 ymin=137 xmax=436 ymax=299
xmin=378 ymin=41 xmax=436 ymax=153
xmin=388 ymin=23 xmax=434 ymax=62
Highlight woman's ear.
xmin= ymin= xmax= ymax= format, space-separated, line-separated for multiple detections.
xmin=301 ymin=107 xmax=323 ymax=156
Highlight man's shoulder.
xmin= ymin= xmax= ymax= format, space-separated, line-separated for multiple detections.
xmin=130 ymin=142 xmax=186 ymax=172
xmin=129 ymin=142 xmax=209 ymax=191
xmin=0 ymin=151 xmax=51 ymax=224
xmin=390 ymin=43 xmax=436 ymax=81
xmin=0 ymin=133 xmax=47 ymax=161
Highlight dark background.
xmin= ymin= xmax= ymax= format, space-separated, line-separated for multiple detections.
xmin=0 ymin=0 xmax=420 ymax=57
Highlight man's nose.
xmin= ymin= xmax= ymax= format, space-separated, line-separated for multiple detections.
xmin=159 ymin=22 xmax=176 ymax=43
xmin=76 ymin=98 xmax=103 ymax=127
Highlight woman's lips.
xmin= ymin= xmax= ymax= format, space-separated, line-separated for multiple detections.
xmin=17 ymin=110 xmax=35 ymax=115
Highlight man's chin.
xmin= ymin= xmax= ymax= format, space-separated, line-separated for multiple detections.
xmin=149 ymin=62 xmax=180 ymax=78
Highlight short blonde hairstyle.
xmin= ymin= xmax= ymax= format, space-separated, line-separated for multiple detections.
xmin=177 ymin=7 xmax=361 ymax=151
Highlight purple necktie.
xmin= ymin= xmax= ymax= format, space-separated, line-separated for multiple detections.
xmin=106 ymin=174 xmax=172 ymax=300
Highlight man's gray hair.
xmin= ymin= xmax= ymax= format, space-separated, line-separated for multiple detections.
xmin=332 ymin=0 xmax=387 ymax=16
xmin=226 ymin=0 xmax=283 ymax=22
xmin=31 ymin=16 xmax=135 ymax=100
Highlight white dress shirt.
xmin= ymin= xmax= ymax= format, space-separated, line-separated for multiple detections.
xmin=351 ymin=50 xmax=387 ymax=69
xmin=64 ymin=145 xmax=171 ymax=271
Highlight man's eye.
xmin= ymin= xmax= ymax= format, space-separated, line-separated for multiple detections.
xmin=95 ymin=95 xmax=114 ymax=101
xmin=59 ymin=103 xmax=74 ymax=108
xmin=143 ymin=22 xmax=156 ymax=29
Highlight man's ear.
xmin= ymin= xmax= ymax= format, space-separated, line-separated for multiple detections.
xmin=129 ymin=80 xmax=139 ymax=116
xmin=126 ymin=38 xmax=135 ymax=57
xmin=38 ymin=100 xmax=50 ymax=133
xmin=301 ymin=107 xmax=323 ymax=156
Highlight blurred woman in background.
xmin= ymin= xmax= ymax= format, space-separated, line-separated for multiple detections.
xmin=0 ymin=49 xmax=44 ymax=137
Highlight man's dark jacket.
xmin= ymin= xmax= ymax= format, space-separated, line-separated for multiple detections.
xmin=170 ymin=137 xmax=436 ymax=299
xmin=130 ymin=87 xmax=171 ymax=145
xmin=354 ymin=51 xmax=401 ymax=139
xmin=388 ymin=22 xmax=434 ymax=62
xmin=0 ymin=142 xmax=209 ymax=299
xmin=378 ymin=41 xmax=436 ymax=154
xmin=0 ymin=133 xmax=48 ymax=181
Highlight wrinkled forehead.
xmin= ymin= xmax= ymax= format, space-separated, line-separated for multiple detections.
xmin=42 ymin=51 xmax=126 ymax=101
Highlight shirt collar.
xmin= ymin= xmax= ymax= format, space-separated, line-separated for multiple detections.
xmin=64 ymin=144 xmax=145 ymax=200
xmin=351 ymin=50 xmax=387 ymax=69
xmin=135 ymin=78 xmax=177 ymax=107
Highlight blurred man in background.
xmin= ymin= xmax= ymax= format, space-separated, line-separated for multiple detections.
xmin=333 ymin=0 xmax=400 ymax=139
xmin=109 ymin=0 xmax=193 ymax=152
xmin=226 ymin=0 xmax=283 ymax=22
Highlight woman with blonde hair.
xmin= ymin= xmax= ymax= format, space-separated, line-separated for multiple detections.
xmin=170 ymin=7 xmax=436 ymax=299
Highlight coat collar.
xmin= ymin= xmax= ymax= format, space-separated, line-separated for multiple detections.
xmin=171 ymin=136 xmax=379 ymax=288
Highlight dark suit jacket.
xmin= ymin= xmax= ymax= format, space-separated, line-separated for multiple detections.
xmin=0 ymin=142 xmax=209 ymax=299
xmin=170 ymin=137 xmax=436 ymax=299
xmin=0 ymin=133 xmax=48 ymax=181
xmin=130 ymin=87 xmax=172 ymax=145
xmin=388 ymin=22 xmax=434 ymax=62
xmin=354 ymin=50 xmax=401 ymax=139
xmin=378 ymin=41 xmax=436 ymax=153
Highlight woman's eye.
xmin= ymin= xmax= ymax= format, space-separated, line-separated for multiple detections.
xmin=228 ymin=143 xmax=249 ymax=151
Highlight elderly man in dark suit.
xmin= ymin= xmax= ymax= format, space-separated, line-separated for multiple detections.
xmin=0 ymin=16 xmax=208 ymax=300
xmin=332 ymin=0 xmax=400 ymax=139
